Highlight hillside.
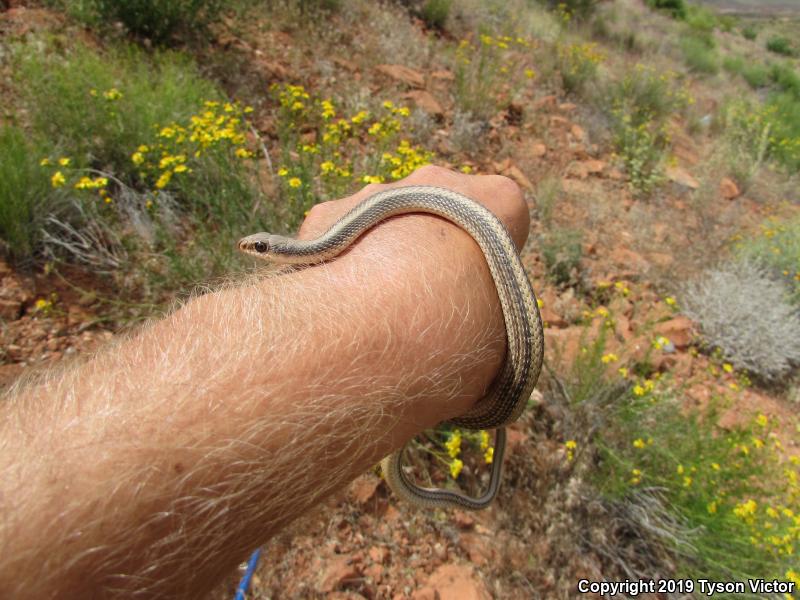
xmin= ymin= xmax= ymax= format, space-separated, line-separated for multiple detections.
xmin=1 ymin=0 xmax=799 ymax=597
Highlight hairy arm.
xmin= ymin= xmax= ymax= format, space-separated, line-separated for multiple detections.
xmin=0 ymin=167 xmax=528 ymax=599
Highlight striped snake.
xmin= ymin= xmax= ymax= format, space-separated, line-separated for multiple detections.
xmin=238 ymin=185 xmax=544 ymax=510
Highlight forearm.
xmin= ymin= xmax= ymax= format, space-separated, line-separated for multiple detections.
xmin=0 ymin=212 xmax=506 ymax=598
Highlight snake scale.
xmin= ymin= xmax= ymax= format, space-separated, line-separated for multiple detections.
xmin=238 ymin=185 xmax=544 ymax=510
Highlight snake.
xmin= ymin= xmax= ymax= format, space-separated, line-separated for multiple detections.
xmin=238 ymin=185 xmax=544 ymax=510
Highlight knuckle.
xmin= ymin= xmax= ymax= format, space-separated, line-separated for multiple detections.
xmin=489 ymin=174 xmax=523 ymax=203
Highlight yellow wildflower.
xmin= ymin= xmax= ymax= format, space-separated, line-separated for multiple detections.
xmin=479 ymin=430 xmax=490 ymax=450
xmin=450 ymin=458 xmax=463 ymax=479
xmin=445 ymin=430 xmax=462 ymax=458
xmin=601 ymin=353 xmax=618 ymax=364
xmin=40 ymin=158 xmax=51 ymax=166
xmin=51 ymin=171 xmax=66 ymax=188
xmin=58 ymin=157 xmax=71 ymax=167
xmin=288 ymin=177 xmax=302 ymax=188
xmin=633 ymin=438 xmax=645 ymax=449
xmin=484 ymin=447 xmax=494 ymax=464
xmin=155 ymin=171 xmax=172 ymax=189
xmin=277 ymin=167 xmax=289 ymax=177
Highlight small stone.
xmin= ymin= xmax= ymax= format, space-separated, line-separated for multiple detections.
xmin=720 ymin=177 xmax=741 ymax=199
xmin=530 ymin=142 xmax=547 ymax=158
xmin=369 ymin=545 xmax=389 ymax=564
xmin=666 ymin=165 xmax=699 ymax=190
xmin=319 ymin=555 xmax=361 ymax=593
xmin=375 ymin=64 xmax=425 ymax=88
xmin=349 ymin=474 xmax=381 ymax=505
xmin=654 ymin=316 xmax=694 ymax=349
xmin=425 ymin=564 xmax=490 ymax=600
xmin=403 ymin=90 xmax=443 ymax=117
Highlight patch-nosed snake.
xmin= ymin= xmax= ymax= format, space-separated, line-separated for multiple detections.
xmin=238 ymin=185 xmax=544 ymax=510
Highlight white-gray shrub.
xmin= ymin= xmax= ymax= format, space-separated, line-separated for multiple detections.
xmin=681 ymin=259 xmax=800 ymax=382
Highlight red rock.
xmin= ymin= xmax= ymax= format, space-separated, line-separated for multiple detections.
xmin=505 ymin=165 xmax=533 ymax=190
xmin=453 ymin=510 xmax=475 ymax=529
xmin=411 ymin=588 xmax=437 ymax=600
xmin=559 ymin=102 xmax=577 ymax=112
xmin=530 ymin=142 xmax=547 ymax=158
xmin=319 ymin=555 xmax=361 ymax=593
xmin=654 ymin=316 xmax=694 ymax=349
xmin=570 ymin=124 xmax=586 ymax=141
xmin=404 ymin=90 xmax=443 ymax=117
xmin=0 ymin=298 xmax=21 ymax=320
xmin=505 ymin=428 xmax=529 ymax=455
xmin=431 ymin=69 xmax=455 ymax=81
xmin=720 ymin=177 xmax=741 ymax=199
xmin=533 ymin=94 xmax=557 ymax=110
xmin=540 ymin=304 xmax=566 ymax=328
xmin=610 ymin=247 xmax=650 ymax=272
xmin=368 ymin=545 xmax=389 ymax=564
xmin=349 ymin=474 xmax=381 ymax=505
xmin=584 ymin=159 xmax=605 ymax=174
xmin=364 ymin=563 xmax=383 ymax=584
xmin=458 ymin=533 xmax=494 ymax=567
xmin=375 ymin=64 xmax=425 ymax=88
xmin=425 ymin=564 xmax=491 ymax=600
xmin=666 ymin=165 xmax=699 ymax=190
xmin=550 ymin=115 xmax=570 ymax=127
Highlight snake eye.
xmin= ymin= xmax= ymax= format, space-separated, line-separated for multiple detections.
xmin=254 ymin=241 xmax=268 ymax=253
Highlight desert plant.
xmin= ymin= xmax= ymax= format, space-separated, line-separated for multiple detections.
xmin=89 ymin=0 xmax=223 ymax=44
xmin=741 ymin=24 xmax=757 ymax=40
xmin=680 ymin=35 xmax=719 ymax=75
xmin=681 ymin=259 xmax=800 ymax=382
xmin=556 ymin=42 xmax=604 ymax=95
xmin=766 ymin=35 xmax=794 ymax=57
xmin=685 ymin=4 xmax=717 ymax=33
xmin=16 ymin=42 xmax=219 ymax=182
xmin=645 ymin=0 xmax=686 ymax=19
xmin=734 ymin=215 xmax=800 ymax=306
xmin=420 ymin=0 xmax=452 ymax=30
xmin=0 ymin=126 xmax=54 ymax=262
xmin=541 ymin=227 xmax=583 ymax=286
xmin=534 ymin=175 xmax=561 ymax=228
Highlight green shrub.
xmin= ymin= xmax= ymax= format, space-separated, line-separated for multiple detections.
xmin=0 ymin=127 xmax=54 ymax=262
xmin=681 ymin=260 xmax=800 ymax=382
xmin=542 ymin=0 xmax=597 ymax=21
xmin=541 ymin=227 xmax=582 ymax=286
xmin=735 ymin=215 xmax=800 ymax=306
xmin=766 ymin=35 xmax=794 ymax=57
xmin=596 ymin=386 xmax=798 ymax=586
xmin=420 ymin=0 xmax=451 ymax=30
xmin=90 ymin=0 xmax=223 ymax=44
xmin=741 ymin=63 xmax=770 ymax=89
xmin=770 ymin=62 xmax=800 ymax=99
xmin=645 ymin=0 xmax=686 ymax=19
xmin=16 ymin=42 xmax=219 ymax=184
xmin=606 ymin=65 xmax=690 ymax=194
xmin=741 ymin=24 xmax=757 ymax=40
xmin=685 ymin=4 xmax=717 ymax=33
xmin=680 ymin=36 xmax=719 ymax=74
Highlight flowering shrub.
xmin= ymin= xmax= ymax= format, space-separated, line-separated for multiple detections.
xmin=608 ymin=65 xmax=691 ymax=195
xmin=556 ymin=42 xmax=604 ymax=94
xmin=453 ymin=34 xmax=537 ymax=119
xmin=271 ymin=83 xmax=433 ymax=226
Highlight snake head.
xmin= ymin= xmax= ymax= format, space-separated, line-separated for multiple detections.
xmin=237 ymin=233 xmax=280 ymax=259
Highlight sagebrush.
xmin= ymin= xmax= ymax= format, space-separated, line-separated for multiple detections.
xmin=681 ymin=260 xmax=800 ymax=382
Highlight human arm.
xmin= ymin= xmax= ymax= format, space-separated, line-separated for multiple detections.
xmin=0 ymin=166 xmax=528 ymax=598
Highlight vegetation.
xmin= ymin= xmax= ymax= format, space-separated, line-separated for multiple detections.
xmin=1 ymin=0 xmax=799 ymax=596
xmin=681 ymin=259 xmax=800 ymax=382
xmin=0 ymin=127 xmax=52 ymax=261
xmin=766 ymin=35 xmax=795 ymax=57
